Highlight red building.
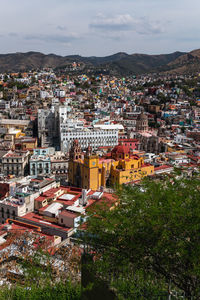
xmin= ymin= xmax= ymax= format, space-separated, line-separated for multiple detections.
xmin=118 ymin=138 xmax=140 ymax=151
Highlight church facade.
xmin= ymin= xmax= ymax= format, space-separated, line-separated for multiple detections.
xmin=68 ymin=140 xmax=154 ymax=190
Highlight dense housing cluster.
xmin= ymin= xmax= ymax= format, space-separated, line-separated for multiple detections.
xmin=0 ymin=68 xmax=200 ymax=285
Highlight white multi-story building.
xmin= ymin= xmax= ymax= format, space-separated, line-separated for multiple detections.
xmin=58 ymin=106 xmax=120 ymax=152
xmin=60 ymin=128 xmax=119 ymax=152
xmin=2 ymin=150 xmax=30 ymax=177
xmin=54 ymin=89 xmax=66 ymax=98
xmin=58 ymin=106 xmax=68 ymax=124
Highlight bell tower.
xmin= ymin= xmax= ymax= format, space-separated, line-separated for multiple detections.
xmin=69 ymin=139 xmax=83 ymax=187
xmin=84 ymin=145 xmax=98 ymax=168
xmin=69 ymin=139 xmax=83 ymax=161
xmin=83 ymin=145 xmax=99 ymax=190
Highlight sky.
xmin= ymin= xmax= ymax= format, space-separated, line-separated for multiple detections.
xmin=0 ymin=0 xmax=199 ymax=57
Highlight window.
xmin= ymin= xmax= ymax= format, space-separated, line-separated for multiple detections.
xmin=61 ymin=218 xmax=63 ymax=223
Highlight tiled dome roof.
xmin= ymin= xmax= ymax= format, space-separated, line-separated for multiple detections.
xmin=112 ymin=144 xmax=130 ymax=154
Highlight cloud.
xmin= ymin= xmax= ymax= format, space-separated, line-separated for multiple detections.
xmin=89 ymin=13 xmax=165 ymax=38
xmin=135 ymin=17 xmax=164 ymax=35
xmin=90 ymin=14 xmax=133 ymax=31
xmin=8 ymin=32 xmax=18 ymax=37
xmin=56 ymin=25 xmax=67 ymax=31
xmin=24 ymin=33 xmax=80 ymax=44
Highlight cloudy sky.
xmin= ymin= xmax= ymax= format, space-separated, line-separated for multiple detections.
xmin=0 ymin=0 xmax=199 ymax=56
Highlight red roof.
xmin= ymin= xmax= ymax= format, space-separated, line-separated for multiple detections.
xmin=21 ymin=212 xmax=71 ymax=231
xmin=112 ymin=144 xmax=130 ymax=154
xmin=155 ymin=165 xmax=173 ymax=171
xmin=59 ymin=210 xmax=77 ymax=218
xmin=119 ymin=138 xmax=139 ymax=142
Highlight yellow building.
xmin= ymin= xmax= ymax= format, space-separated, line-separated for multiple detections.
xmin=68 ymin=140 xmax=154 ymax=190
xmin=15 ymin=137 xmax=38 ymax=153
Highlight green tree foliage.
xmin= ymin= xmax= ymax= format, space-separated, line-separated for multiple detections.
xmin=7 ymin=81 xmax=28 ymax=89
xmin=182 ymin=85 xmax=192 ymax=97
xmin=157 ymin=93 xmax=168 ymax=104
xmin=84 ymin=173 xmax=200 ymax=299
xmin=4 ymin=74 xmax=8 ymax=82
xmin=0 ymin=281 xmax=81 ymax=300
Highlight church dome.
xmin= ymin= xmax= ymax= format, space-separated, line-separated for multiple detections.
xmin=112 ymin=144 xmax=130 ymax=155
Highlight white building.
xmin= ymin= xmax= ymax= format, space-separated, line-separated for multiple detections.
xmin=0 ymin=198 xmax=26 ymax=224
xmin=60 ymin=128 xmax=118 ymax=152
xmin=58 ymin=106 xmax=120 ymax=152
xmin=174 ymin=134 xmax=193 ymax=144
xmin=54 ymin=89 xmax=66 ymax=98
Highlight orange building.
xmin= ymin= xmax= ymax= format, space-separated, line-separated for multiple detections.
xmin=68 ymin=140 xmax=154 ymax=190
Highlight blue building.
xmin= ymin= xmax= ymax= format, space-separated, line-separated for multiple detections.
xmin=29 ymin=148 xmax=54 ymax=177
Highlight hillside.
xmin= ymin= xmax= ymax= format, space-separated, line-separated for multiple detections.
xmin=106 ymin=51 xmax=185 ymax=75
xmin=164 ymin=49 xmax=200 ymax=74
xmin=0 ymin=49 xmax=199 ymax=75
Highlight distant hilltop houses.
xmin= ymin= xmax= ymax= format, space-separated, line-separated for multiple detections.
xmin=0 ymin=65 xmax=200 ymax=285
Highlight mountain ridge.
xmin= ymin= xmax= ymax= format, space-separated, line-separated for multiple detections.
xmin=0 ymin=49 xmax=199 ymax=75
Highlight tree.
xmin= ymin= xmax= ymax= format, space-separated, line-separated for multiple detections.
xmin=181 ymin=126 xmax=185 ymax=133
xmin=157 ymin=93 xmax=167 ymax=104
xmin=84 ymin=172 xmax=200 ymax=299
xmin=0 ymin=280 xmax=81 ymax=300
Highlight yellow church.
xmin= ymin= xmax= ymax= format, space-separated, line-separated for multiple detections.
xmin=68 ymin=140 xmax=154 ymax=190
